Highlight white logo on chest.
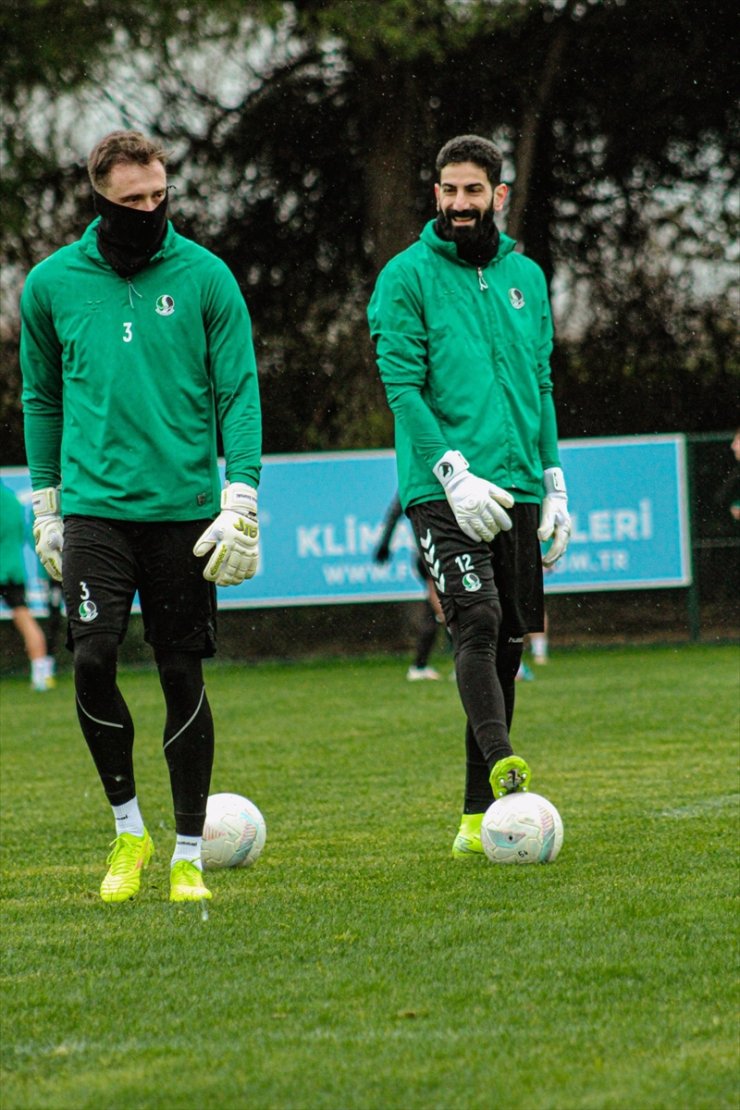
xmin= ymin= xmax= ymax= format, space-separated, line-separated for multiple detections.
xmin=155 ymin=295 xmax=175 ymax=316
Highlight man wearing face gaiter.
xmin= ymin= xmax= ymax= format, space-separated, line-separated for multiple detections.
xmin=368 ymin=135 xmax=572 ymax=859
xmin=20 ymin=130 xmax=263 ymax=905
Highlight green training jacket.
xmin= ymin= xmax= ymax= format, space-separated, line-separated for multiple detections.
xmin=367 ymin=221 xmax=561 ymax=511
xmin=20 ymin=220 xmax=262 ymax=521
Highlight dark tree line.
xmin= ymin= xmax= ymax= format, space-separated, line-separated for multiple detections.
xmin=1 ymin=0 xmax=737 ymax=464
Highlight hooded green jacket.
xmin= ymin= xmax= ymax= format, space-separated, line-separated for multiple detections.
xmin=20 ymin=220 xmax=261 ymax=521
xmin=367 ymin=221 xmax=561 ymax=510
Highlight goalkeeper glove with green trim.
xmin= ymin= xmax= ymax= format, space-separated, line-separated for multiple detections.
xmin=31 ymin=487 xmax=64 ymax=582
xmin=193 ymin=483 xmax=259 ymax=586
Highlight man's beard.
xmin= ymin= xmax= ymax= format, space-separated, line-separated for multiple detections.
xmin=435 ymin=204 xmax=495 ymax=246
xmin=434 ymin=203 xmax=499 ymax=266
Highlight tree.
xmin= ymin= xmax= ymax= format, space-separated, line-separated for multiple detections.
xmin=1 ymin=0 xmax=737 ymax=463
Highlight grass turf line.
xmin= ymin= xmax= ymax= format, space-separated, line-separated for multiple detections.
xmin=1 ymin=645 xmax=738 ymax=1110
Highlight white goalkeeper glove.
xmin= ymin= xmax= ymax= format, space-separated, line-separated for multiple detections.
xmin=433 ymin=450 xmax=514 ymax=543
xmin=31 ymin=487 xmax=64 ymax=582
xmin=193 ymin=483 xmax=259 ymax=586
xmin=538 ymin=466 xmax=571 ymax=567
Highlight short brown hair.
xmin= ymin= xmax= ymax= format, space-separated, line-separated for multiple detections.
xmin=87 ymin=130 xmax=168 ymax=192
xmin=435 ymin=135 xmax=503 ymax=187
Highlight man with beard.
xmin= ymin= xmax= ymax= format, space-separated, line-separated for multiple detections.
xmin=367 ymin=135 xmax=571 ymax=858
xmin=20 ymin=130 xmax=262 ymax=903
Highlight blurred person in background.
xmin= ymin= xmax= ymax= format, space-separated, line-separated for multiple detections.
xmin=529 ymin=618 xmax=549 ymax=665
xmin=718 ymin=428 xmax=740 ymax=522
xmin=20 ymin=130 xmax=262 ymax=905
xmin=374 ymin=491 xmax=448 ymax=681
xmin=0 ymin=481 xmax=55 ymax=692
xmin=368 ymin=134 xmax=571 ymax=858
xmin=520 ymin=597 xmax=551 ymax=677
xmin=37 ymin=563 xmax=64 ymax=674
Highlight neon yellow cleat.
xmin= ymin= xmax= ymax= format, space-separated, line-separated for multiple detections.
xmin=490 ymin=755 xmax=531 ymax=800
xmin=100 ymin=830 xmax=154 ymax=903
xmin=169 ymin=860 xmax=213 ymax=903
xmin=452 ymin=812 xmax=485 ymax=859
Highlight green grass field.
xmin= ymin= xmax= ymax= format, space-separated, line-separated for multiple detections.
xmin=1 ymin=644 xmax=738 ymax=1110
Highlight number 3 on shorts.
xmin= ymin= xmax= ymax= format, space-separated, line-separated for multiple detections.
xmin=122 ymin=321 xmax=133 ymax=343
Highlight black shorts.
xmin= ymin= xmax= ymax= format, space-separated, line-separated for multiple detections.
xmin=0 ymin=582 xmax=27 ymax=609
xmin=407 ymin=499 xmax=544 ymax=638
xmin=62 ymin=516 xmax=217 ymax=656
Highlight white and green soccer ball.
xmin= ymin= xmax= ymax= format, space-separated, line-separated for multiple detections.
xmin=201 ymin=792 xmax=266 ymax=870
xmin=480 ymin=792 xmax=563 ymax=864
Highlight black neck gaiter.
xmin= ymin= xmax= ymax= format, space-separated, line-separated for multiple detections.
xmin=93 ymin=190 xmax=168 ymax=278
xmin=434 ymin=209 xmax=500 ymax=268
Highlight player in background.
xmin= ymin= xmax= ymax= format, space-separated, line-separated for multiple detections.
xmin=374 ymin=492 xmax=448 ymax=681
xmin=20 ymin=130 xmax=262 ymax=904
xmin=0 ymin=481 xmax=55 ymax=692
xmin=519 ymin=605 xmax=551 ymax=677
xmin=719 ymin=427 xmax=740 ymax=521
xmin=529 ymin=622 xmax=549 ymax=665
xmin=368 ymin=134 xmax=571 ymax=858
xmin=39 ymin=567 xmax=64 ymax=674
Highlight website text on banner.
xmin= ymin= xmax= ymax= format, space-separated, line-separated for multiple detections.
xmin=0 ymin=436 xmax=691 ymax=616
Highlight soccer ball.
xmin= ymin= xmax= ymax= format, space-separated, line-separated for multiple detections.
xmin=480 ymin=792 xmax=563 ymax=864
xmin=201 ymin=792 xmax=266 ymax=870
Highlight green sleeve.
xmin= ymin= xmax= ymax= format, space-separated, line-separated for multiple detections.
xmin=368 ymin=263 xmax=449 ymax=469
xmin=539 ymin=392 xmax=560 ymax=472
xmin=534 ymin=273 xmax=561 ymax=472
xmin=19 ymin=271 xmax=64 ymax=490
xmin=204 ymin=265 xmax=262 ymax=489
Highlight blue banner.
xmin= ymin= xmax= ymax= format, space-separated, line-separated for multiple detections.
xmin=548 ymin=436 xmax=691 ymax=592
xmin=232 ymin=451 xmax=421 ymax=607
xmin=0 ymin=435 xmax=691 ymax=616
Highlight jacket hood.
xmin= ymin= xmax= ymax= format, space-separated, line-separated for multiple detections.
xmin=419 ymin=220 xmax=517 ymax=267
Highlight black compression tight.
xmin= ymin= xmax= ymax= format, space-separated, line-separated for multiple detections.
xmin=449 ymin=601 xmax=524 ymax=813
xmin=74 ymin=633 xmax=135 ymax=807
xmin=452 ymin=599 xmax=510 ymax=765
xmin=155 ymin=649 xmax=214 ymax=837
xmin=73 ymin=635 xmax=213 ymax=836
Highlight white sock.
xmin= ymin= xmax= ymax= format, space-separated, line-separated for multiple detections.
xmin=112 ymin=798 xmax=145 ymax=838
xmin=171 ymin=836 xmax=203 ymax=870
xmin=31 ymin=658 xmax=47 ymax=688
